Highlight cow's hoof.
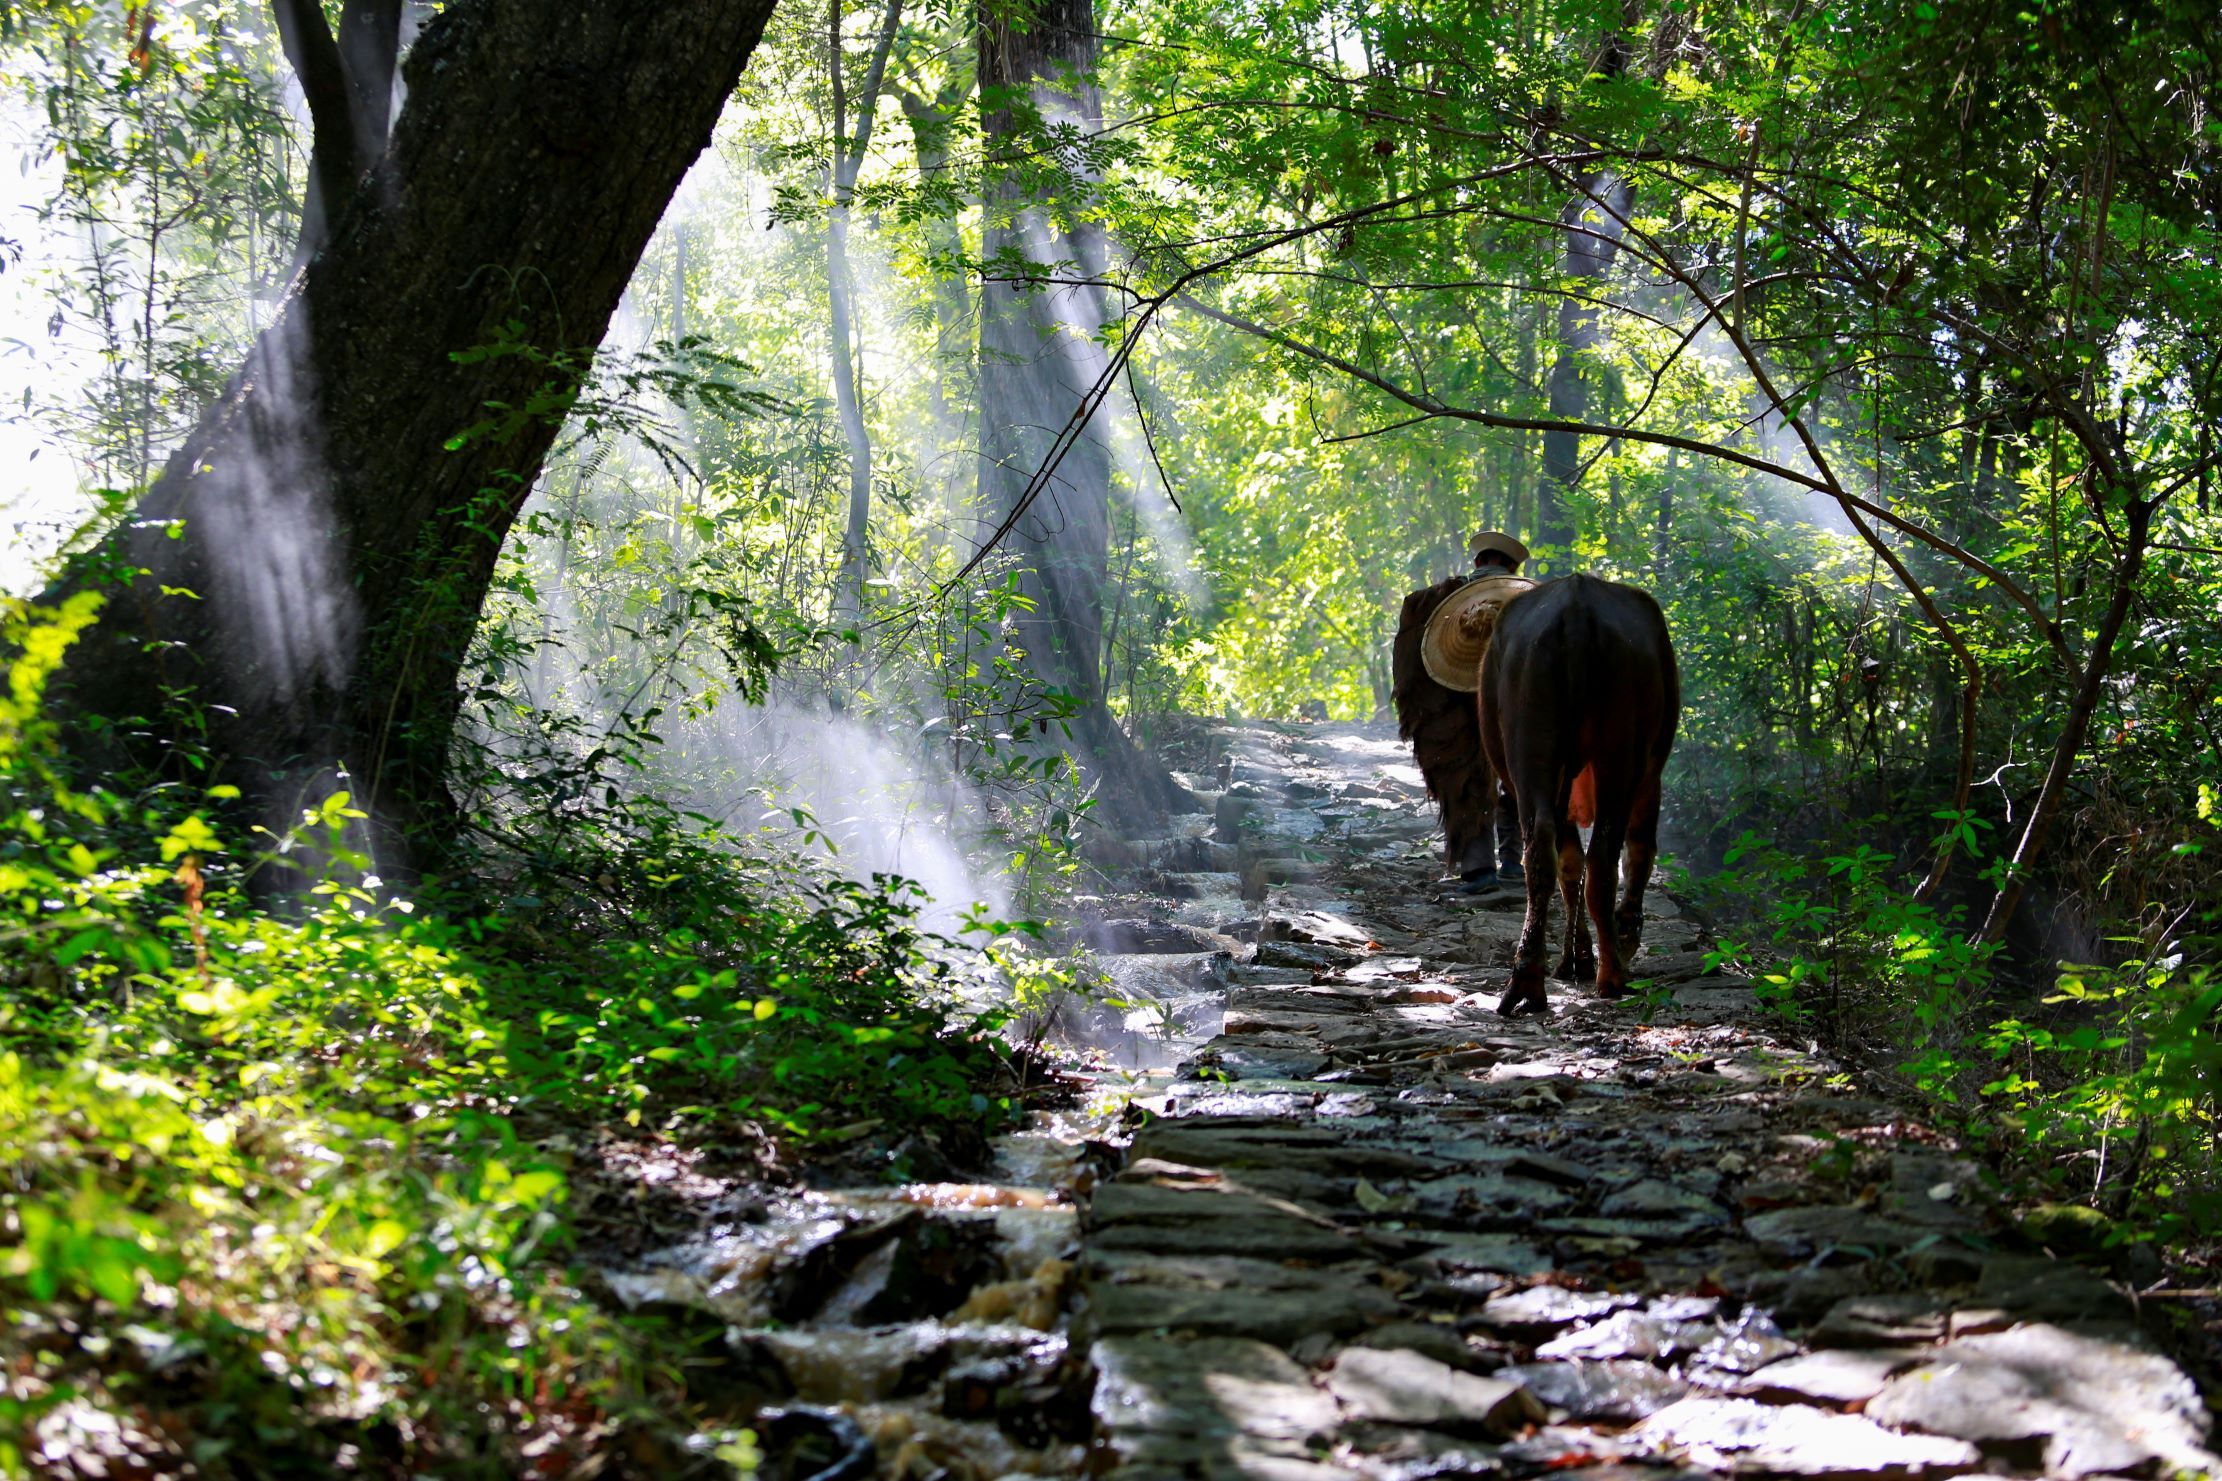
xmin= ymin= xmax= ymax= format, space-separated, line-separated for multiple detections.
xmin=1497 ymin=986 xmax=1548 ymax=1017
xmin=1555 ymin=955 xmax=1597 ymax=984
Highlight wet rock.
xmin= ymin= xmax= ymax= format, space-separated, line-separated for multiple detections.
xmin=1099 ymin=950 xmax=1235 ymax=1001
xmin=1278 ymin=909 xmax=1377 ymax=948
xmin=1087 ymin=918 xmax=1238 ymax=954
xmin=1406 ymin=1171 xmax=1578 ymax=1225
xmin=1087 ymin=1183 xmax=1364 ymax=1262
xmin=1130 ymin=1121 xmax=1434 ymax=1181
xmin=1404 ymin=1232 xmax=1555 ymax=1278
xmin=1736 ymin=1350 xmax=1915 ymax=1406
xmin=1742 ymin=1206 xmax=1938 ymax=1260
xmin=1974 ymin=1254 xmax=2130 ymax=1325
xmin=1808 ymin=1295 xmax=1949 ymax=1349
xmin=1257 ymin=939 xmax=1363 ymax=971
xmin=1535 ymin=1309 xmax=1714 ymax=1362
xmin=1150 ymin=869 xmax=1245 ymax=900
xmin=1231 ymin=964 xmax=1318 ymax=986
xmin=1084 ymin=1252 xmax=1396 ymax=1344
xmin=756 ymin=1405 xmax=878 ymax=1481
xmin=1325 ymin=1348 xmax=1546 ymax=1434
xmin=1501 ymin=1360 xmax=1690 ymax=1422
xmin=1349 ymin=1322 xmax=1498 ymax=1374
xmin=1216 ymin=792 xmax=1255 ymax=843
xmin=1863 ymin=1324 xmax=2217 ymax=1478
xmin=1473 ymin=1286 xmax=1640 ymax=1336
xmin=1198 ymin=1041 xmax=1336 ymax=1081
xmin=1685 ymin=1307 xmax=1799 ymax=1379
xmin=1429 ymin=1142 xmax=1596 ymax=1189
xmin=1091 ymin=1336 xmax=1343 ymax=1470
xmin=1598 ymin=1179 xmax=1728 ymax=1227
xmin=1633 ymin=1397 xmax=1980 ymax=1477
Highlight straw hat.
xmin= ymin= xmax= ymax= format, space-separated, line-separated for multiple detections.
xmin=1421 ymin=573 xmax=1535 ymax=691
xmin=1468 ymin=529 xmax=1531 ymax=565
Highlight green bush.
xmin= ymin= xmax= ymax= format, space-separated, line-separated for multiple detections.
xmin=0 ymin=595 xmax=1031 ymax=1473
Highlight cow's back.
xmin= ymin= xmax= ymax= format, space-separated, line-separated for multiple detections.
xmin=1487 ymin=574 xmax=1679 ymax=754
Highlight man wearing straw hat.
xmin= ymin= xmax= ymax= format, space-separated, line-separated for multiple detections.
xmin=1391 ymin=530 xmax=1534 ymax=886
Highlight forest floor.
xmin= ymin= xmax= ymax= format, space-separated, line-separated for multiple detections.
xmin=599 ymin=719 xmax=2219 ymax=1480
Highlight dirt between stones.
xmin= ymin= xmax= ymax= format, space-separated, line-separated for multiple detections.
xmin=1072 ymin=720 xmax=2216 ymax=1481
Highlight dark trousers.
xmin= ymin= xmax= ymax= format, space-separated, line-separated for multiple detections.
xmin=1456 ymin=787 xmax=1524 ymax=878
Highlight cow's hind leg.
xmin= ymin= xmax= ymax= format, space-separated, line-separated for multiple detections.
xmin=1615 ymin=767 xmax=1664 ymax=958
xmin=1500 ymin=806 xmax=1555 ymax=1017
xmin=1551 ymin=803 xmax=1593 ymax=982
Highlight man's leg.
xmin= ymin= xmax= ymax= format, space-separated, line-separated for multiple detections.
xmin=1494 ymin=783 xmax=1523 ymax=879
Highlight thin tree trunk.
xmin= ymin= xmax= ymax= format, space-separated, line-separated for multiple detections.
xmin=829 ymin=0 xmax=904 ymax=620
xmin=1537 ymin=172 xmax=1634 ymax=559
xmin=52 ymin=0 xmax=777 ymax=856
xmin=1980 ymin=493 xmax=2156 ymax=944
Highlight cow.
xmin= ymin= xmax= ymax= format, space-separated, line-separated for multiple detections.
xmin=1477 ymin=574 xmax=1679 ymax=1016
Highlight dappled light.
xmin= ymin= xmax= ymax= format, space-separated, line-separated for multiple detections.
xmin=0 ymin=0 xmax=2215 ymax=1476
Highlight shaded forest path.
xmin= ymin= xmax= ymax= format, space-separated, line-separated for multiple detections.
xmin=600 ymin=719 xmax=2216 ymax=1479
xmin=1071 ymin=719 xmax=2216 ymax=1480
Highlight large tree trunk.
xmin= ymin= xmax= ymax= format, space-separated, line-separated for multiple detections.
xmin=975 ymin=0 xmax=1186 ymax=826
xmin=52 ymin=0 xmax=777 ymax=854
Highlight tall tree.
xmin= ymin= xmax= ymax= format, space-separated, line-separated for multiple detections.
xmin=53 ymin=0 xmax=779 ymax=853
xmin=975 ymin=0 xmax=1187 ymax=821
xmin=829 ymin=0 xmax=906 ymax=619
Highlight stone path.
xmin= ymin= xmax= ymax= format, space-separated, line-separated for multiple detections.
xmin=1075 ymin=720 xmax=2217 ymax=1481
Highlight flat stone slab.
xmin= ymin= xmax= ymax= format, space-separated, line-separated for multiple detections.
xmin=1088 ymin=1183 xmax=1364 ymax=1262
xmin=1864 ymin=1323 xmax=2217 ymax=1477
xmin=1502 ymin=1359 xmax=1691 ymax=1422
xmin=1736 ymin=1349 xmax=1917 ymax=1406
xmin=1093 ymin=1336 xmax=1343 ymax=1472
xmin=1085 ymin=1251 xmax=1398 ymax=1344
xmin=1634 ymin=1397 xmax=1981 ymax=1477
xmin=1475 ymin=1286 xmax=1640 ymax=1334
xmin=1323 ymin=1347 xmax=1544 ymax=1434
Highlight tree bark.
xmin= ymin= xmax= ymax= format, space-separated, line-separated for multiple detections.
xmin=975 ymin=0 xmax=1187 ymax=826
xmin=52 ymin=0 xmax=777 ymax=854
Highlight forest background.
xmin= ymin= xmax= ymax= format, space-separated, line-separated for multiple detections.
xmin=0 ymin=0 xmax=2216 ymax=1472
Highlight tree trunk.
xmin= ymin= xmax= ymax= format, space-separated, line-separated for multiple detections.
xmin=1537 ymin=170 xmax=1634 ymax=561
xmin=975 ymin=0 xmax=1186 ymax=826
xmin=829 ymin=0 xmax=905 ymax=621
xmin=1979 ymin=493 xmax=2155 ymax=944
xmin=52 ymin=0 xmax=777 ymax=853
xmin=895 ymin=75 xmax=976 ymax=480
xmin=830 ymin=199 xmax=873 ymax=618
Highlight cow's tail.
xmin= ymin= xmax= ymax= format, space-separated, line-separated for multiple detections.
xmin=1570 ymin=765 xmax=1596 ymax=828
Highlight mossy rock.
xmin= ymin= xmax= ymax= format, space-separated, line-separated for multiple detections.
xmin=2018 ymin=1201 xmax=2117 ymax=1254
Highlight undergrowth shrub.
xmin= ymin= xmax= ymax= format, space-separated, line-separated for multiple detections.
xmin=1698 ymin=810 xmax=2221 ymax=1247
xmin=0 ymin=596 xmax=1039 ymax=1473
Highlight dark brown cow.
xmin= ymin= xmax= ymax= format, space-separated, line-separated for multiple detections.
xmin=1477 ymin=574 xmax=1679 ymax=1015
